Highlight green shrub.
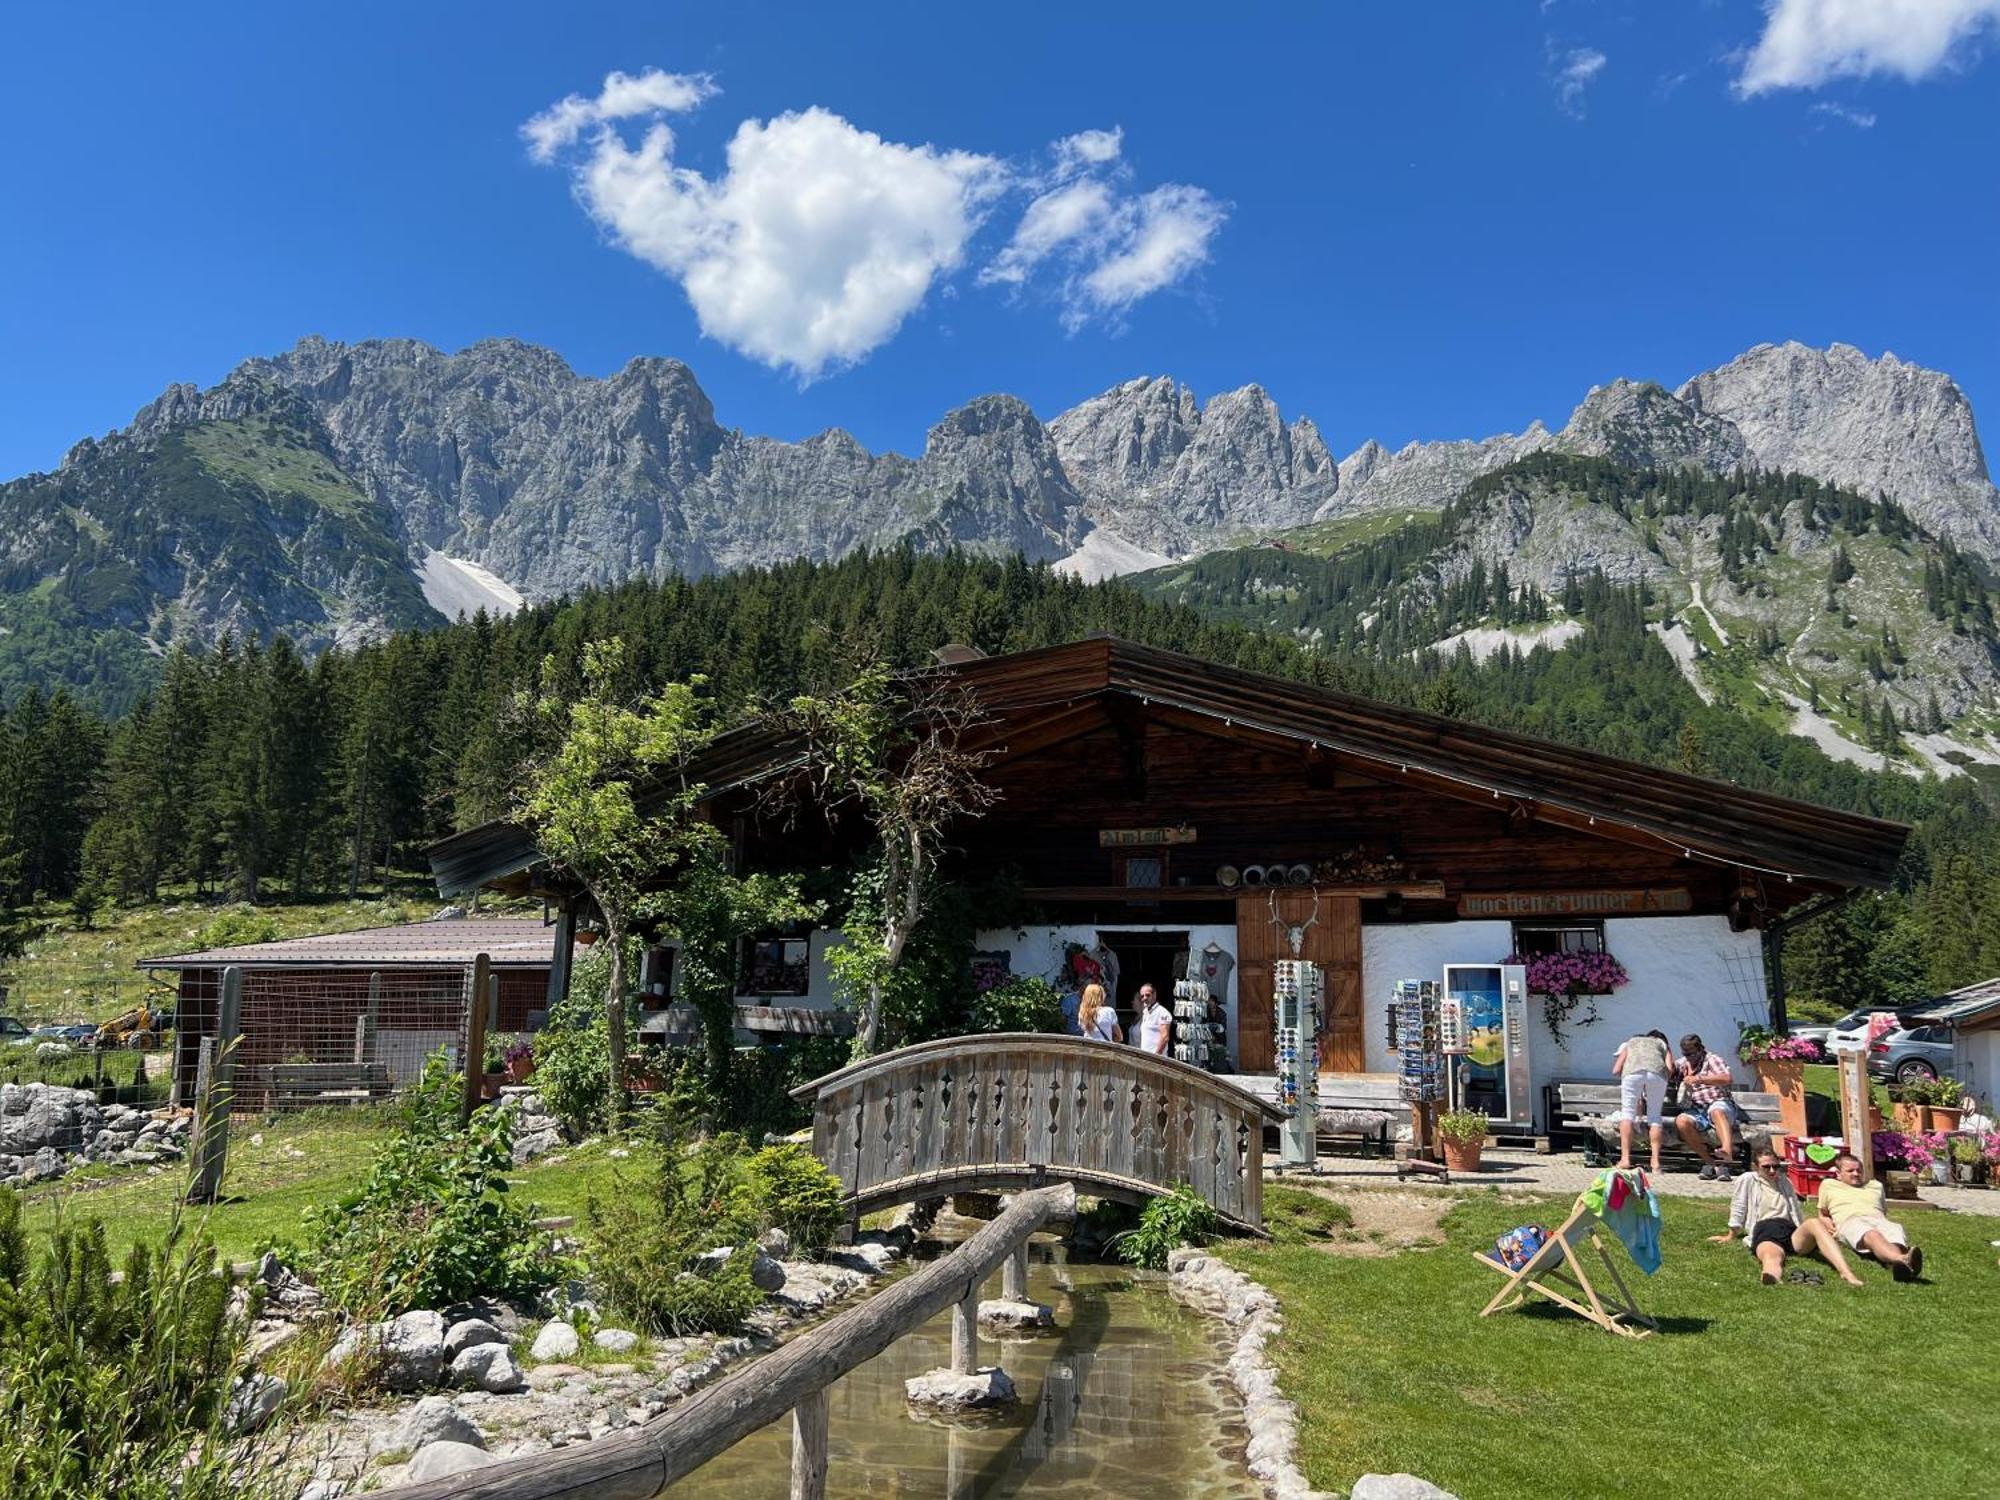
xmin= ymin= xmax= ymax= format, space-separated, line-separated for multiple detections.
xmin=743 ymin=1142 xmax=846 ymax=1253
xmin=585 ymin=1134 xmax=764 ymax=1336
xmin=292 ymin=1056 xmax=566 ymax=1315
xmin=1116 ymin=1184 xmax=1220 ymax=1269
xmin=969 ymin=975 xmax=1065 ymax=1034
xmin=721 ymin=1035 xmax=849 ymax=1139
xmin=192 ymin=909 xmax=281 ymax=950
xmin=533 ymin=983 xmax=612 ymax=1135
xmin=0 ymin=1192 xmax=287 ymax=1499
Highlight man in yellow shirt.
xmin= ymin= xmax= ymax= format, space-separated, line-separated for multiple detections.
xmin=1817 ymin=1151 xmax=1925 ymax=1282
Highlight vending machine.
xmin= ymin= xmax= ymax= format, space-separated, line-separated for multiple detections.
xmin=1272 ymin=960 xmax=1323 ymax=1167
xmin=1440 ymin=963 xmax=1532 ymax=1134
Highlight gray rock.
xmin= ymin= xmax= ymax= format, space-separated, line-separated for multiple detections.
xmin=1350 ymin=1477 xmax=1460 ymax=1500
xmin=530 ymin=1321 xmax=580 ymax=1361
xmin=443 ymin=1317 xmax=507 ymax=1359
xmin=749 ymin=1250 xmax=786 ymax=1293
xmin=904 ymin=1367 xmax=1017 ymax=1414
xmin=224 ymin=1373 xmax=287 ymax=1435
xmin=391 ymin=1394 xmax=484 ymax=1451
xmin=755 ymin=1226 xmax=791 ymax=1257
xmin=298 ymin=1483 xmax=347 ymax=1500
xmin=376 ymin=1310 xmax=448 ymax=1391
xmin=825 ymin=1241 xmax=897 ymax=1276
xmin=977 ymin=1298 xmax=1054 ymax=1331
xmin=449 ymin=1342 xmax=527 ymax=1394
xmin=407 ymin=1440 xmax=497 ymax=1482
xmin=256 ymin=1251 xmax=323 ymax=1314
xmin=593 ymin=1327 xmax=639 ymax=1354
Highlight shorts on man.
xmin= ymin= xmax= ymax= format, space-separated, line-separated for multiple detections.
xmin=1682 ymin=1096 xmax=1743 ymax=1134
xmin=1832 ymin=1213 xmax=1908 ymax=1252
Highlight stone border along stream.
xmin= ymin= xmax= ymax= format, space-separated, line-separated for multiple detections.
xmin=1165 ymin=1247 xmax=1458 ymax=1500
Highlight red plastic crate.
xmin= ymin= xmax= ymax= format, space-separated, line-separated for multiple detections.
xmin=1788 ymin=1163 xmax=1834 ymax=1198
xmin=1783 ymin=1135 xmax=1844 ymax=1200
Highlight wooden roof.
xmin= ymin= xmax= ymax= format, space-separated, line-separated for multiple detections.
xmin=139 ymin=918 xmax=567 ymax=971
xmin=429 ymin=636 xmax=1909 ymax=896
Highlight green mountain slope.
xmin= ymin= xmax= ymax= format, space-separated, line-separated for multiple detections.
xmin=0 ymin=380 xmax=439 ymax=710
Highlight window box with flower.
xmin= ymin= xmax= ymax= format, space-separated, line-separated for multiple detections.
xmin=1501 ymin=949 xmax=1629 ymax=1047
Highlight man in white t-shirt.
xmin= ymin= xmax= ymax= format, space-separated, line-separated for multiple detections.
xmin=1135 ymin=984 xmax=1173 ymax=1055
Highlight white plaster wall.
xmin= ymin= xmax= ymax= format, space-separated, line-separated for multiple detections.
xmin=1954 ymin=1030 xmax=2000 ymax=1109
xmin=1361 ymin=914 xmax=1770 ymax=1128
xmin=974 ymin=923 xmax=1238 ymax=1054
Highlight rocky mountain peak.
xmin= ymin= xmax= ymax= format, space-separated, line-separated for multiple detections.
xmin=1554 ymin=378 xmax=1746 ymax=472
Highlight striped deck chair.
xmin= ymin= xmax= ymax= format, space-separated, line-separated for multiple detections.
xmin=1473 ymin=1194 xmax=1657 ymax=1339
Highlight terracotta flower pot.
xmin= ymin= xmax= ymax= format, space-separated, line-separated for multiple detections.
xmin=1442 ymin=1136 xmax=1485 ymax=1173
xmin=1930 ymin=1106 xmax=1963 ymax=1132
xmin=504 ymin=1056 xmax=535 ymax=1084
xmin=1892 ymin=1101 xmax=1930 ymax=1135
xmin=1754 ymin=1058 xmax=1809 ymax=1137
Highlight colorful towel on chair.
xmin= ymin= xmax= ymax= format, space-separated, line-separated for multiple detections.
xmin=1583 ymin=1167 xmax=1662 ymax=1275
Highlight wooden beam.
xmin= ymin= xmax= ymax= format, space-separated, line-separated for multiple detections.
xmin=374 ymin=1185 xmax=1077 ymax=1500
xmin=951 ymin=1289 xmax=979 ymax=1374
xmin=460 ymin=952 xmax=491 ymax=1126
xmin=790 ymin=1387 xmax=828 ymax=1500
xmin=1022 ymin=882 xmax=1446 ymax=904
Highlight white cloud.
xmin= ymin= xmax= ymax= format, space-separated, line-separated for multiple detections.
xmin=1552 ymin=46 xmax=1608 ymax=117
xmin=1810 ymin=99 xmax=1878 ymax=127
xmin=1051 ymin=127 xmax=1124 ymax=180
xmin=980 ymin=179 xmax=1116 ymax=287
xmin=1077 ymin=186 xmax=1228 ymax=324
xmin=527 ymin=73 xmax=1224 ymax=372
xmin=1736 ymin=0 xmax=2000 ymax=94
xmin=521 ymin=68 xmax=716 ymax=163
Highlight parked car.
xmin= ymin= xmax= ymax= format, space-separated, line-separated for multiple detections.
xmin=0 ymin=1015 xmax=28 ymax=1043
xmin=1869 ymin=1024 xmax=1956 ymax=1084
xmin=1786 ymin=1017 xmax=1836 ymax=1048
xmin=1824 ymin=1007 xmax=1921 ymax=1052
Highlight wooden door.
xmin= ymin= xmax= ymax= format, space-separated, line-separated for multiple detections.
xmin=1235 ymin=892 xmax=1363 ymax=1074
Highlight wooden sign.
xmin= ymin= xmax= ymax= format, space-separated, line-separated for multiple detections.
xmin=1457 ymin=888 xmax=1692 ymax=919
xmin=1837 ymin=1047 xmax=1874 ymax=1179
xmin=1098 ymin=826 xmax=1197 ymax=848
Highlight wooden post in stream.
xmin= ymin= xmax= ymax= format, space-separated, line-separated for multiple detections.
xmin=1002 ymin=1242 xmax=1029 ymax=1302
xmin=951 ymin=1289 xmax=979 ymax=1374
xmin=790 ymin=1386 xmax=829 ymax=1500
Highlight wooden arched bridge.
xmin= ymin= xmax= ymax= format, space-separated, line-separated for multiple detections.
xmin=792 ymin=1034 xmax=1284 ymax=1231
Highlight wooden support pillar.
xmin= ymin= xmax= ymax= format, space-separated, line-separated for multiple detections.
xmin=355 ymin=971 xmax=381 ymax=1064
xmin=186 ymin=965 xmax=242 ymax=1205
xmin=951 ymin=1288 xmax=979 ymax=1375
xmin=461 ymin=952 xmax=491 ymax=1125
xmin=789 ymin=1386 xmax=829 ymax=1500
xmin=1002 ymin=1243 xmax=1029 ymax=1302
xmin=546 ymin=899 xmax=577 ymax=1012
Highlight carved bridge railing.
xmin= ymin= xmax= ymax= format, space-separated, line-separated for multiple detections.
xmin=791 ymin=1034 xmax=1285 ymax=1231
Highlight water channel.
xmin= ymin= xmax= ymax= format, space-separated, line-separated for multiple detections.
xmin=665 ymin=1248 xmax=1261 ymax=1499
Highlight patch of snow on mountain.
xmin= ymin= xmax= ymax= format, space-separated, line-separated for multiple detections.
xmin=419 ymin=552 xmax=525 ymax=620
xmin=1432 ymin=620 xmax=1583 ymax=664
xmin=1053 ymin=529 xmax=1174 ymax=582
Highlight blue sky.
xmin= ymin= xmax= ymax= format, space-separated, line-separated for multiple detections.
xmin=2 ymin=1 xmax=1997 ymax=480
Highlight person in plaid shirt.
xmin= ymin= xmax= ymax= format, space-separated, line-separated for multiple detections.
xmin=1672 ymin=1032 xmax=1741 ymax=1180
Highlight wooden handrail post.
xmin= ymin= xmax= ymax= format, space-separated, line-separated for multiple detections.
xmin=460 ymin=952 xmax=491 ymax=1125
xmin=951 ymin=1288 xmax=979 ymax=1375
xmin=1002 ymin=1242 xmax=1029 ymax=1302
xmin=186 ymin=965 xmax=242 ymax=1205
xmin=790 ymin=1386 xmax=829 ymax=1500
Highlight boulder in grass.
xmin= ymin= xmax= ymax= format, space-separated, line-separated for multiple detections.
xmin=223 ymin=1374 xmax=287 ymax=1435
xmin=529 ymin=1320 xmax=580 ymax=1361
xmin=443 ymin=1317 xmax=508 ymax=1359
xmin=378 ymin=1311 xmax=447 ymax=1391
xmin=450 ymin=1343 xmax=527 ymax=1394
xmin=593 ymin=1327 xmax=639 ymax=1354
xmin=749 ymin=1250 xmax=787 ymax=1293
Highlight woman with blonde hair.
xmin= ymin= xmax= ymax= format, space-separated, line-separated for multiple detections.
xmin=1079 ymin=982 xmax=1123 ymax=1042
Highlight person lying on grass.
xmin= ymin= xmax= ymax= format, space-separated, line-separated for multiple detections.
xmin=1708 ymin=1148 xmax=1862 ymax=1286
xmin=1818 ymin=1150 xmax=1927 ymax=1283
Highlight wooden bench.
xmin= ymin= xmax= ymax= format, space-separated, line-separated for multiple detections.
xmin=1222 ymin=1074 xmax=1410 ymax=1157
xmin=1545 ymin=1080 xmax=1780 ymax=1170
xmin=261 ymin=1062 xmax=393 ymax=1111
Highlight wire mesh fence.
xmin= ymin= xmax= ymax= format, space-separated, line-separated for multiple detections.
xmin=168 ymin=961 xmax=544 ymax=1114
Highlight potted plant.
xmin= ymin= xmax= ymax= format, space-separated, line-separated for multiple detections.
xmin=1927 ymin=1077 xmax=1966 ymax=1133
xmin=1738 ymin=1028 xmax=1820 ymax=1136
xmin=1949 ymin=1134 xmax=1986 ymax=1186
xmin=1887 ymin=1081 xmax=1931 ymax=1135
xmin=1437 ymin=1110 xmax=1490 ymax=1173
xmin=1870 ymin=1130 xmax=1930 ymax=1198
xmin=503 ymin=1037 xmax=535 ymax=1084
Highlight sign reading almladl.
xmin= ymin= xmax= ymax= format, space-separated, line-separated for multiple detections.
xmin=1097 ymin=826 xmax=1198 ymax=847
xmin=1457 ymin=888 xmax=1693 ymax=918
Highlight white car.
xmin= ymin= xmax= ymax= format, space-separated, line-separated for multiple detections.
xmin=1824 ymin=1008 xmax=1908 ymax=1052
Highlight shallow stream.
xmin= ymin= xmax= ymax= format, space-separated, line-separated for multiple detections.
xmin=665 ymin=1249 xmax=1260 ymax=1499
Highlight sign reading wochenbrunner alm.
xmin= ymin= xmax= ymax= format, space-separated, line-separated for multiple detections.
xmin=1457 ymin=889 xmax=1693 ymax=919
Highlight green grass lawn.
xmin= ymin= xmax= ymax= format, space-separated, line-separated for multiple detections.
xmin=1223 ymin=1189 xmax=2000 ymax=1498
xmin=16 ymin=1109 xmax=628 ymax=1264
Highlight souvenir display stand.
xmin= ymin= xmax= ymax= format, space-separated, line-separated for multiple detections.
xmin=1387 ymin=978 xmax=1450 ymax=1182
xmin=1171 ymin=977 xmax=1226 ymax=1071
xmin=1273 ymin=959 xmax=1323 ymax=1170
